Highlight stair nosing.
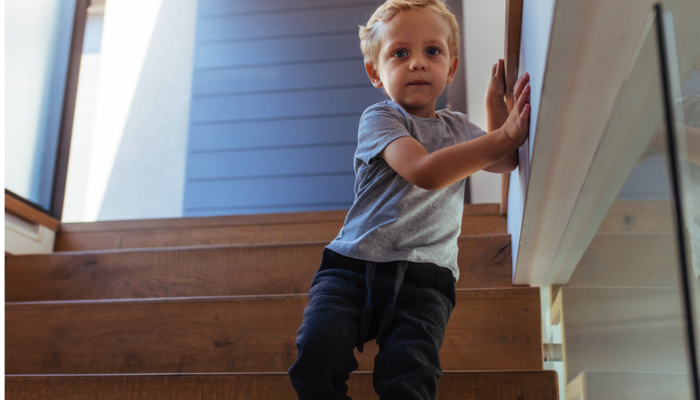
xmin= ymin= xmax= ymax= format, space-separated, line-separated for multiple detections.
xmin=6 ymin=287 xmax=535 ymax=306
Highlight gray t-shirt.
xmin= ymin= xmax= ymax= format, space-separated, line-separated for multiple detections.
xmin=326 ymin=100 xmax=487 ymax=281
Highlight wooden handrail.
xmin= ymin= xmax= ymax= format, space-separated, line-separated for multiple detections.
xmin=504 ymin=0 xmax=524 ymax=111
xmin=5 ymin=193 xmax=60 ymax=231
xmin=501 ymin=0 xmax=523 ymax=216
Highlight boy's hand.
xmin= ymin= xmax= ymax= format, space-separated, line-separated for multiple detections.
xmin=485 ymin=59 xmax=507 ymax=107
xmin=501 ymin=73 xmax=531 ymax=148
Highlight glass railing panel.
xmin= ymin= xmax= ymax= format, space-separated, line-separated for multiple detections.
xmin=663 ymin=0 xmax=700 ymax=391
xmin=549 ymin=8 xmax=696 ymax=400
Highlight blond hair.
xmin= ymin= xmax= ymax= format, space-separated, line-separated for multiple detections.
xmin=359 ymin=0 xmax=460 ymax=66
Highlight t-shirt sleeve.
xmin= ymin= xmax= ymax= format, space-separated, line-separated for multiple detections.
xmin=356 ymin=105 xmax=411 ymax=164
xmin=462 ymin=114 xmax=488 ymax=141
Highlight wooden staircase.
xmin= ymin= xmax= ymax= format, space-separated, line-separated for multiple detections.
xmin=6 ymin=203 xmax=558 ymax=399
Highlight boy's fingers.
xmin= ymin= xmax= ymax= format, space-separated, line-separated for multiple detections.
xmin=513 ymin=79 xmax=530 ymax=101
xmin=491 ymin=62 xmax=498 ymax=77
xmin=516 ymin=85 xmax=530 ymax=113
xmin=519 ymin=104 xmax=531 ymax=129
xmin=513 ymin=73 xmax=529 ymax=97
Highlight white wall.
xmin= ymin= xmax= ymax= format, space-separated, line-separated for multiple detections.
xmin=462 ymin=0 xmax=505 ymax=203
xmin=83 ymin=0 xmax=196 ymax=221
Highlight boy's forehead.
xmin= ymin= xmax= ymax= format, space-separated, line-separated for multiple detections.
xmin=378 ymin=9 xmax=451 ymax=47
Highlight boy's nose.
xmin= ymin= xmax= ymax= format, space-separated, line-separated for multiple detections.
xmin=409 ymin=56 xmax=427 ymax=70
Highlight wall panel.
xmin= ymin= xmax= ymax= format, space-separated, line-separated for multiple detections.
xmin=184 ymin=0 xmax=383 ymax=216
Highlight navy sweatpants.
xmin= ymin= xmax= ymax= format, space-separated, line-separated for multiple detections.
xmin=288 ymin=248 xmax=456 ymax=400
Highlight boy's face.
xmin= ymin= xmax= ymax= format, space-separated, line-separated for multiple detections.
xmin=365 ymin=8 xmax=458 ymax=119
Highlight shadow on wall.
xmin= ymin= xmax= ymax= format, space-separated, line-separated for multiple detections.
xmin=98 ymin=0 xmax=195 ymax=220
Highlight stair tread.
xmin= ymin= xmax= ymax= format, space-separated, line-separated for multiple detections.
xmin=7 ymin=235 xmax=513 ymax=302
xmin=5 ymin=371 xmax=559 ymax=400
xmin=6 ymin=288 xmax=542 ymax=374
xmin=54 ymin=205 xmax=506 ymax=252
xmin=58 ymin=204 xmax=503 ymax=233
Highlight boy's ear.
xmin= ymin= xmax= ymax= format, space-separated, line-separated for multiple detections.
xmin=446 ymin=58 xmax=459 ymax=84
xmin=365 ymin=63 xmax=383 ymax=88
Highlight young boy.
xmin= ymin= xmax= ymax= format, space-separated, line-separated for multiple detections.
xmin=288 ymin=0 xmax=530 ymax=399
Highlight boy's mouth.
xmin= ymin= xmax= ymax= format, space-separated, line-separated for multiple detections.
xmin=407 ymin=80 xmax=429 ymax=85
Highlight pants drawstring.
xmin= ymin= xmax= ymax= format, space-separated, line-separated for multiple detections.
xmin=357 ymin=261 xmax=408 ymax=352
xmin=378 ymin=261 xmax=407 ymax=340
xmin=358 ymin=261 xmax=376 ymax=352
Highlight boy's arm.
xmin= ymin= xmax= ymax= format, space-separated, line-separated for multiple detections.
xmin=483 ymin=59 xmax=520 ymax=173
xmin=380 ymin=73 xmax=530 ymax=190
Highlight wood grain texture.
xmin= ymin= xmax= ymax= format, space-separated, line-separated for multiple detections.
xmin=5 ymin=288 xmax=542 ymax=374
xmin=57 ymin=204 xmax=502 ymax=232
xmin=5 ymin=193 xmax=60 ymax=231
xmin=552 ymin=287 xmax=689 ymax=384
xmin=504 ymin=0 xmax=523 ymax=110
xmin=5 ymin=371 xmax=559 ymax=400
xmin=55 ymin=205 xmax=506 ymax=251
xmin=8 ymin=235 xmax=513 ymax=302
xmin=565 ymin=371 xmax=692 ymax=400
xmin=501 ymin=173 xmax=510 ymax=216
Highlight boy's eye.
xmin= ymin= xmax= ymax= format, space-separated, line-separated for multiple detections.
xmin=426 ymin=47 xmax=440 ymax=56
xmin=393 ymin=50 xmax=408 ymax=58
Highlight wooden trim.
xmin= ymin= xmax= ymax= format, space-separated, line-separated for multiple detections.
xmin=5 ymin=193 xmax=60 ymax=231
xmin=500 ymin=173 xmax=510 ymax=216
xmin=501 ymin=0 xmax=523 ymax=219
xmin=504 ymin=0 xmax=524 ymax=111
xmin=50 ymin=0 xmax=90 ymax=220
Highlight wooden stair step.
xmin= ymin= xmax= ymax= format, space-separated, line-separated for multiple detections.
xmin=5 ymin=371 xmax=559 ymax=400
xmin=551 ymin=287 xmax=689 ymax=385
xmin=54 ymin=204 xmax=506 ymax=251
xmin=6 ymin=234 xmax=513 ymax=302
xmin=6 ymin=288 xmax=542 ymax=374
xmin=565 ymin=371 xmax=692 ymax=400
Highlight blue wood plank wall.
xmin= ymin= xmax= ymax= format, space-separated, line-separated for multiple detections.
xmin=184 ymin=0 xmax=386 ymax=216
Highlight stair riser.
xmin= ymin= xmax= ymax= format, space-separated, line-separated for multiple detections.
xmin=7 ymin=236 xmax=512 ymax=302
xmin=5 ymin=371 xmax=558 ymax=400
xmin=6 ymin=289 xmax=542 ymax=374
xmin=55 ymin=216 xmax=506 ymax=252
